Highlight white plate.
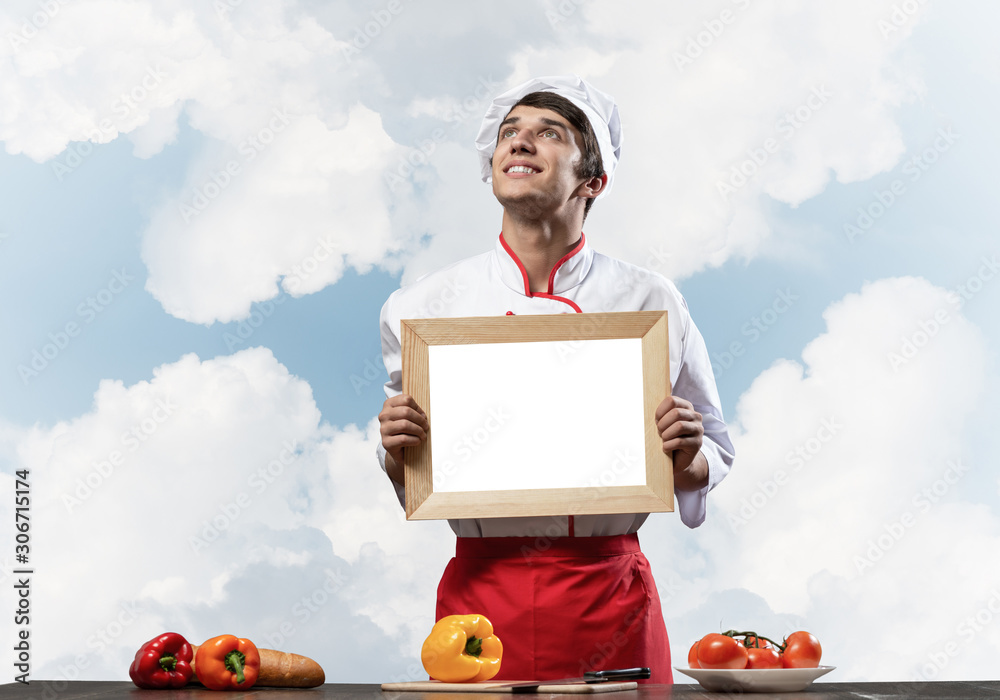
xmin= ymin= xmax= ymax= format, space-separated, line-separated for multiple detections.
xmin=674 ymin=666 xmax=835 ymax=693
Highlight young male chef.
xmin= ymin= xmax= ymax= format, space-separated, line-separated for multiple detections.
xmin=376 ymin=75 xmax=734 ymax=683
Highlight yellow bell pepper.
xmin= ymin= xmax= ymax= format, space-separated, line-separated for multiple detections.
xmin=421 ymin=614 xmax=503 ymax=682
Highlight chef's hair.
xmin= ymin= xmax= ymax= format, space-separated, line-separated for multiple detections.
xmin=498 ymin=91 xmax=605 ymax=219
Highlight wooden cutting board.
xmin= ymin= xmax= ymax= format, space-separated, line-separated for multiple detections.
xmin=380 ymin=680 xmax=638 ymax=693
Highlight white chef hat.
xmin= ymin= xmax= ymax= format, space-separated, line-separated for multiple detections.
xmin=475 ymin=74 xmax=623 ymax=199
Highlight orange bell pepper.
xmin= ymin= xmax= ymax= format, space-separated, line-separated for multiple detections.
xmin=421 ymin=614 xmax=503 ymax=682
xmin=194 ymin=634 xmax=261 ymax=690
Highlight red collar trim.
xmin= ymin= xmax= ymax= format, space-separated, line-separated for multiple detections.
xmin=498 ymin=233 xmax=586 ymax=314
xmin=499 ymin=233 xmax=532 ymax=296
xmin=500 ymin=231 xmax=587 ymax=297
xmin=548 ymin=234 xmax=587 ymax=294
xmin=533 ymin=292 xmax=582 ymax=313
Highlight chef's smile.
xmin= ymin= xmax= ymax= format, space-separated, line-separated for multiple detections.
xmin=504 ymin=162 xmax=541 ymax=177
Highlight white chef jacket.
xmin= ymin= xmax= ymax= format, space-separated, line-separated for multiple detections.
xmin=377 ymin=233 xmax=734 ymax=534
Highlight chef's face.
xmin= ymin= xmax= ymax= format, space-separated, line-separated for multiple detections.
xmin=490 ymin=105 xmax=597 ymax=219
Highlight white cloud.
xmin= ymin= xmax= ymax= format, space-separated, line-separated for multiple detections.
xmin=639 ymin=276 xmax=998 ymax=681
xmin=376 ymin=0 xmax=935 ymax=285
xmin=126 ymin=101 xmax=184 ymax=158
xmin=3 ymin=1 xmax=935 ymax=322
xmin=312 ymin=419 xmax=455 ymax=655
xmin=486 ymin=1 xmax=929 ymax=281
xmin=0 ymin=347 xmax=450 ymax=682
xmin=1 ymin=1 xmax=346 ymax=161
xmin=1 ymin=0 xmax=412 ymax=326
xmin=141 ymin=106 xmax=407 ymax=324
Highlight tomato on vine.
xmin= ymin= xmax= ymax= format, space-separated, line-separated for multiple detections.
xmin=782 ymin=631 xmax=822 ymax=668
xmin=687 ymin=640 xmax=701 ymax=669
xmin=746 ymin=646 xmax=782 ymax=669
xmin=695 ymin=633 xmax=748 ymax=670
xmin=740 ymin=634 xmax=773 ymax=649
xmin=687 ymin=629 xmax=823 ymax=670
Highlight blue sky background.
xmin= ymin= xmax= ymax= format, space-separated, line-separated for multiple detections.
xmin=1 ymin=0 xmax=998 ymax=688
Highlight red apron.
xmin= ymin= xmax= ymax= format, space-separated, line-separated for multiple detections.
xmin=435 ymin=533 xmax=672 ymax=683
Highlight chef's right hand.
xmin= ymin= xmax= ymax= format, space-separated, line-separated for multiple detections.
xmin=379 ymin=394 xmax=429 ymax=481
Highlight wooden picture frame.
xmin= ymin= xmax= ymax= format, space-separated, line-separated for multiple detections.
xmin=400 ymin=311 xmax=672 ymax=520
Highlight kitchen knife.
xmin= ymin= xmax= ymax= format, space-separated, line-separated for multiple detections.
xmin=503 ymin=667 xmax=651 ymax=693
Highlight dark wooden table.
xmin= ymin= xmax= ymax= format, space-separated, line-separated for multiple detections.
xmin=3 ymin=682 xmax=1000 ymax=699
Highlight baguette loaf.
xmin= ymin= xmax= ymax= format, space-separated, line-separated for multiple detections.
xmin=190 ymin=644 xmax=325 ymax=688
xmin=257 ymin=647 xmax=325 ymax=687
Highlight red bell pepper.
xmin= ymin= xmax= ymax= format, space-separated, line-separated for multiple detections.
xmin=129 ymin=632 xmax=194 ymax=689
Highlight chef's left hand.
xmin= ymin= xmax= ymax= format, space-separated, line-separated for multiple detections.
xmin=655 ymin=395 xmax=709 ymax=491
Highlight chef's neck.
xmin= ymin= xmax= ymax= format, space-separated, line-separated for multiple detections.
xmin=501 ymin=212 xmax=583 ymax=294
